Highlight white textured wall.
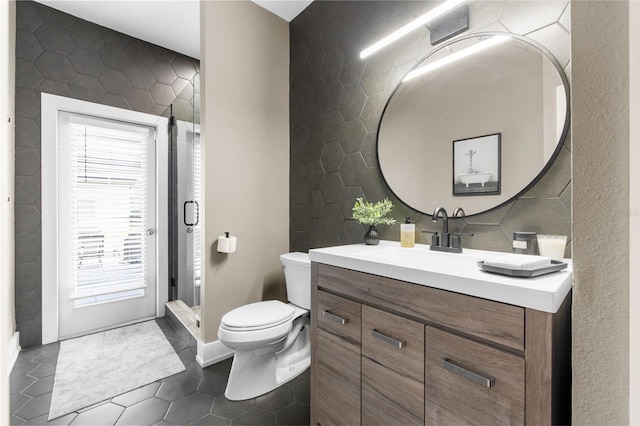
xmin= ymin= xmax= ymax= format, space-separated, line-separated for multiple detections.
xmin=572 ymin=1 xmax=630 ymax=423
xmin=629 ymin=1 xmax=640 ymax=423
xmin=200 ymin=1 xmax=289 ymax=343
xmin=0 ymin=0 xmax=16 ymax=423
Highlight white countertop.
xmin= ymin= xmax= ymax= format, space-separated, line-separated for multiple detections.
xmin=309 ymin=240 xmax=573 ymax=313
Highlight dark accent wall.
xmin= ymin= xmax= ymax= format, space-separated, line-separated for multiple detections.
xmin=289 ymin=1 xmax=572 ymax=254
xmin=14 ymin=1 xmax=199 ymax=347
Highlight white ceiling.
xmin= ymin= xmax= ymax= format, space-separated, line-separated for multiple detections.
xmin=34 ymin=0 xmax=313 ymax=60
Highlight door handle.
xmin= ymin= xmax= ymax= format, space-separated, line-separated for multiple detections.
xmin=184 ymin=201 xmax=199 ymax=226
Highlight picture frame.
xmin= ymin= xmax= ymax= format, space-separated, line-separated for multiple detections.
xmin=453 ymin=133 xmax=501 ymax=196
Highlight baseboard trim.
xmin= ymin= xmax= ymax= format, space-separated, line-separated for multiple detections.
xmin=8 ymin=332 xmax=20 ymax=374
xmin=196 ymin=339 xmax=233 ymax=368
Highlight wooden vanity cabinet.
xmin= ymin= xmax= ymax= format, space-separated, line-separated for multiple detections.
xmin=425 ymin=327 xmax=525 ymax=424
xmin=310 ymin=262 xmax=571 ymax=426
xmin=362 ymin=305 xmax=424 ymax=425
xmin=314 ymin=289 xmax=361 ymax=426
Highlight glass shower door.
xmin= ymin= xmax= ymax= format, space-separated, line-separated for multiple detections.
xmin=176 ymin=120 xmax=201 ymax=307
xmin=170 ymin=70 xmax=201 ymax=324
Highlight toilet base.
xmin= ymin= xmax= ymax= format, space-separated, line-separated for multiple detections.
xmin=224 ymin=317 xmax=310 ymax=401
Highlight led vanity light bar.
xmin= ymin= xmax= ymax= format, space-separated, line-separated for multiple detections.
xmin=359 ymin=0 xmax=467 ymax=59
xmin=403 ymin=35 xmax=511 ymax=82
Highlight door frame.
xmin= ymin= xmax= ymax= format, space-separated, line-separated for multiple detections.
xmin=41 ymin=93 xmax=169 ymax=344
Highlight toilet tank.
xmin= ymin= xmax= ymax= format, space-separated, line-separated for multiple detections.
xmin=280 ymin=252 xmax=311 ymax=310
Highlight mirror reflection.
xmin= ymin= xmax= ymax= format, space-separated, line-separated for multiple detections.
xmin=377 ymin=33 xmax=570 ymax=216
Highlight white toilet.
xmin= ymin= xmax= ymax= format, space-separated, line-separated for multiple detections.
xmin=218 ymin=252 xmax=311 ymax=401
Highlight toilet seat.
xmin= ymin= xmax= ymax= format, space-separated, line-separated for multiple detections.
xmin=218 ymin=301 xmax=305 ymax=346
xmin=220 ymin=300 xmax=295 ymax=332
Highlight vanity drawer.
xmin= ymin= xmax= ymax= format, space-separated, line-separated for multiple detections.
xmin=317 ymin=263 xmax=525 ymax=351
xmin=317 ymin=290 xmax=361 ymax=344
xmin=316 ymin=328 xmax=360 ymax=426
xmin=362 ymin=305 xmax=424 ymax=380
xmin=425 ymin=327 xmax=525 ymax=425
xmin=362 ymin=356 xmax=424 ymax=425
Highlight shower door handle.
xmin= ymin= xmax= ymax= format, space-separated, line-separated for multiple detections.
xmin=184 ymin=201 xmax=199 ymax=227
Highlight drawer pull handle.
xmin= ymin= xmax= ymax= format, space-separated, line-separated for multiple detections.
xmin=322 ymin=310 xmax=348 ymax=325
xmin=371 ymin=329 xmax=405 ymax=348
xmin=442 ymin=357 xmax=495 ymax=388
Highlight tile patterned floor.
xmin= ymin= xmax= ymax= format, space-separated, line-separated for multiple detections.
xmin=9 ymin=318 xmax=311 ymax=425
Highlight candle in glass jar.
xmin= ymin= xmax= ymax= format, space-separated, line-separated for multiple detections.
xmin=537 ymin=235 xmax=567 ymax=261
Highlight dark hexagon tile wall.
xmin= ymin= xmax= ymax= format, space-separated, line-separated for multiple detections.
xmin=290 ymin=0 xmax=572 ymax=253
xmin=14 ymin=0 xmax=199 ymax=347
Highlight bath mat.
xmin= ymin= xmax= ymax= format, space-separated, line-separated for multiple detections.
xmin=49 ymin=320 xmax=185 ymax=420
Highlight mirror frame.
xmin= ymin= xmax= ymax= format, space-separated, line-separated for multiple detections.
xmin=376 ymin=32 xmax=571 ymax=217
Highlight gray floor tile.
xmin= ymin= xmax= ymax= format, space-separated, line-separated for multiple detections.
xmin=76 ymin=399 xmax=110 ymax=413
xmin=171 ymin=338 xmax=188 ymax=354
xmin=10 ymin=359 xmax=39 ymax=378
xmin=186 ymin=361 xmax=207 ymax=377
xmin=115 ymin=397 xmax=170 ymax=425
xmin=11 ymin=415 xmax=26 ymax=426
xmin=24 ymin=412 xmax=77 ymax=425
xmin=165 ymin=392 xmax=214 ymax=425
xmin=288 ymin=371 xmax=309 ymax=388
xmin=14 ymin=393 xmax=52 ymax=421
xmin=210 ymin=395 xmax=254 ymax=420
xmin=254 ymin=386 xmax=295 ymax=413
xmin=276 ymin=403 xmax=310 ymax=426
xmin=22 ymin=375 xmax=55 ymax=397
xmin=9 ymin=316 xmax=311 ymax=426
xmin=32 ymin=350 xmax=58 ymax=364
xmin=179 ymin=347 xmax=196 ymax=367
xmin=231 ymin=408 xmax=275 ymax=426
xmin=39 ymin=342 xmax=60 ymax=353
xmin=69 ymin=402 xmax=125 ymax=426
xmin=292 ymin=383 xmax=309 ymax=405
xmin=28 ymin=362 xmax=56 ymax=379
xmin=196 ymin=360 xmax=231 ymax=395
xmin=202 ymin=359 xmax=232 ymax=379
xmin=111 ymin=382 xmax=161 ymax=407
xmin=196 ymin=375 xmax=227 ymax=397
xmin=11 ymin=392 xmax=32 ymax=413
xmin=156 ymin=373 xmax=200 ymax=401
xmin=159 ymin=328 xmax=179 ymax=343
xmin=17 ymin=347 xmax=44 ymax=362
xmin=189 ymin=414 xmax=230 ymax=425
xmin=159 ymin=372 xmax=184 ymax=383
xmin=10 ymin=374 xmax=37 ymax=394
xmin=10 ymin=360 xmax=40 ymax=378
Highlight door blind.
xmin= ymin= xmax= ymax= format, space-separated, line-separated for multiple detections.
xmin=64 ymin=114 xmax=153 ymax=305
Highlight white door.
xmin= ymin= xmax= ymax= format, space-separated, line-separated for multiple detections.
xmin=57 ymin=111 xmax=158 ymax=339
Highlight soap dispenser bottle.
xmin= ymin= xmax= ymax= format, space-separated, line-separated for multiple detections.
xmin=401 ymin=217 xmax=415 ymax=248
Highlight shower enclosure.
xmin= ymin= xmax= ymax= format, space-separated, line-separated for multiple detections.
xmin=169 ymin=70 xmax=202 ymax=326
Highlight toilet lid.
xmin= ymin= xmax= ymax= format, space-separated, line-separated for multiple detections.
xmin=221 ymin=300 xmax=295 ymax=331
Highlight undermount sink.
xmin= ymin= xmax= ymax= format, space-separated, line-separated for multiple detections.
xmin=353 ymin=244 xmax=508 ymax=270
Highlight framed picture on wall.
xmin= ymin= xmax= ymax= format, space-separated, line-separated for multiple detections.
xmin=453 ymin=133 xmax=501 ymax=196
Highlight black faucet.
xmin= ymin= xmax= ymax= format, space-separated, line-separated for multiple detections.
xmin=425 ymin=207 xmax=473 ymax=253
xmin=432 ymin=207 xmax=450 ymax=247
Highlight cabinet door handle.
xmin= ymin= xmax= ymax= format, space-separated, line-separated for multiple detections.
xmin=371 ymin=329 xmax=405 ymax=348
xmin=442 ymin=357 xmax=495 ymax=388
xmin=322 ymin=310 xmax=348 ymax=325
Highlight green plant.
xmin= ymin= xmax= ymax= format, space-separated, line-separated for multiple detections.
xmin=352 ymin=197 xmax=396 ymax=226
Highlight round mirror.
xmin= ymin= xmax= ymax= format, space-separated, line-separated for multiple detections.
xmin=377 ymin=33 xmax=570 ymax=216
